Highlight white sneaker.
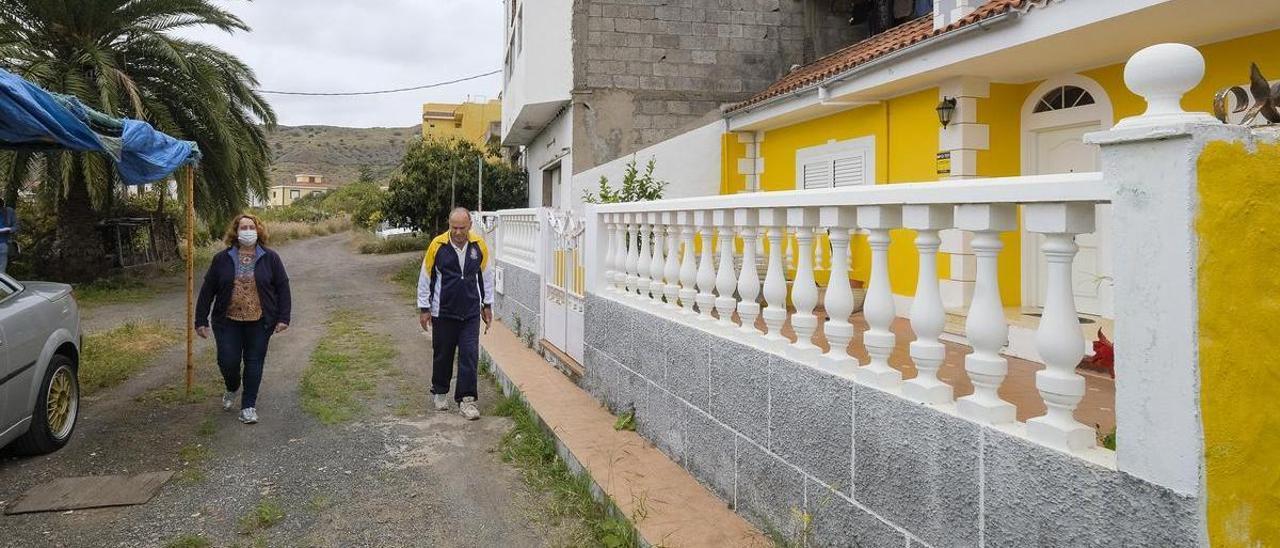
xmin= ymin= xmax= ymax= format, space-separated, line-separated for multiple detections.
xmin=459 ymin=397 xmax=480 ymax=421
xmin=239 ymin=407 xmax=259 ymax=424
xmin=222 ymin=391 xmax=237 ymax=411
xmin=433 ymin=394 xmax=450 ymax=411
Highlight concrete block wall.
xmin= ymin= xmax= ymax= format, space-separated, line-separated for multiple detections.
xmin=494 ymin=260 xmax=542 ymax=342
xmin=570 ymin=0 xmax=863 ymax=173
xmin=583 ymin=293 xmax=1200 ymax=547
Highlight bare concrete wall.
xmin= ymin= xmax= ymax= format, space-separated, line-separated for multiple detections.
xmin=570 ymin=0 xmax=862 ymax=174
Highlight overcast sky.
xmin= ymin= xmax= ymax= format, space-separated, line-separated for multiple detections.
xmin=179 ymin=0 xmax=504 ymax=128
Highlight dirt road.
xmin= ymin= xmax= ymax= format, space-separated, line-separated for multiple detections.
xmin=0 ymin=233 xmax=574 ymax=547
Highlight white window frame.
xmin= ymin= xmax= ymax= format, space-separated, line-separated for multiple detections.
xmin=794 ymin=136 xmax=875 ymax=190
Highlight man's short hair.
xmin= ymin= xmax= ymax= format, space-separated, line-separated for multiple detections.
xmin=449 ymin=207 xmax=471 ymax=223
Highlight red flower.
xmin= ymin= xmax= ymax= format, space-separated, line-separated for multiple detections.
xmin=1090 ymin=329 xmax=1115 ymax=378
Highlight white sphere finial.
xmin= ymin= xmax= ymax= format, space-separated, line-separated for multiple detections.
xmin=1116 ymin=43 xmax=1218 ymax=129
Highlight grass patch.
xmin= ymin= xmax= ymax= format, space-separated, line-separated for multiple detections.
xmin=612 ymin=410 xmax=635 ymax=432
xmin=196 ymin=417 xmax=218 ymax=437
xmin=174 ymin=443 xmax=211 ymax=484
xmin=358 ymin=232 xmax=431 ymax=255
xmin=300 ymin=309 xmax=397 ymax=424
xmin=73 ymin=275 xmax=151 ymax=307
xmin=271 ymin=217 xmax=352 ymax=244
xmin=495 ymin=388 xmax=638 ymax=547
xmin=163 ymin=534 xmax=212 ymax=548
xmin=80 ymin=320 xmax=180 ymax=396
xmin=238 ymin=497 xmax=285 ymax=534
xmin=136 ymin=347 xmax=221 ymax=406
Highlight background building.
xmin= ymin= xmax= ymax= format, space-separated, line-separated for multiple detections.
xmin=263 ymin=173 xmax=335 ymax=207
xmin=421 ymin=98 xmax=502 ymax=147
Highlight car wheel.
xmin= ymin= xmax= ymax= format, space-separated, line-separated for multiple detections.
xmin=11 ymin=354 xmax=79 ymax=456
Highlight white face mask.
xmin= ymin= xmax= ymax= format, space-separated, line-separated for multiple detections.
xmin=238 ymin=229 xmax=258 ymax=247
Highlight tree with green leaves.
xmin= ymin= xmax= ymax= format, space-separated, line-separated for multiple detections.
xmin=581 ymin=157 xmax=667 ymax=204
xmin=0 ymin=0 xmax=275 ymax=280
xmin=383 ymin=138 xmax=526 ymax=235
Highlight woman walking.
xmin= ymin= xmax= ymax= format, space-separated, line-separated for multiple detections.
xmin=195 ymin=213 xmax=291 ymax=424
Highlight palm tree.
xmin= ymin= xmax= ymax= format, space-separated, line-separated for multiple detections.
xmin=0 ymin=0 xmax=275 ymax=280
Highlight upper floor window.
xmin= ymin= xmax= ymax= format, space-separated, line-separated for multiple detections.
xmin=1033 ymin=85 xmax=1096 ymax=113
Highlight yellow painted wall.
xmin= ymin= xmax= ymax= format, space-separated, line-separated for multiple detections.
xmin=721 ymin=132 xmax=747 ymax=194
xmin=422 ymin=100 xmax=502 ymax=146
xmin=977 ymin=83 xmax=1032 ymax=306
xmin=1197 ymin=140 xmax=1280 ymax=548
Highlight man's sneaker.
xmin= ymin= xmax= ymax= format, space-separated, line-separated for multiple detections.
xmin=239 ymin=407 xmax=259 ymax=424
xmin=222 ymin=391 xmax=237 ymax=412
xmin=433 ymin=393 xmax=450 ymax=411
xmin=459 ymin=397 xmax=480 ymax=421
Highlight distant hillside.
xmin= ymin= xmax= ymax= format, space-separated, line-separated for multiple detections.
xmin=266 ymin=124 xmax=419 ymax=187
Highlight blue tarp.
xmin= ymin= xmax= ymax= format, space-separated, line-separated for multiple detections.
xmin=0 ymin=67 xmax=199 ymax=185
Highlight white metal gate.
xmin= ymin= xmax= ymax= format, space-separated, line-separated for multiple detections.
xmin=543 ymin=209 xmax=585 ymax=364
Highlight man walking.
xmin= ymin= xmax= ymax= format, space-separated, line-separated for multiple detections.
xmin=418 ymin=207 xmax=493 ymax=420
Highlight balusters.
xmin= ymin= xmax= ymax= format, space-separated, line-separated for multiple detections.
xmin=613 ymin=214 xmax=628 ymax=292
xmin=713 ymin=210 xmax=739 ymax=330
xmin=648 ymin=212 xmax=666 ymax=303
xmin=759 ymin=209 xmax=789 ymax=348
xmin=902 ymin=205 xmax=955 ymax=404
xmin=662 ymin=213 xmax=681 ymax=309
xmin=787 ymin=208 xmax=821 ymax=359
xmin=856 ymin=206 xmax=903 ymax=388
xmin=603 ymin=214 xmax=617 ymax=292
xmin=735 ymin=209 xmax=762 ymax=334
xmin=636 ymin=217 xmax=652 ymax=299
xmin=623 ymin=215 xmax=639 ymax=294
xmin=955 ymin=204 xmax=1018 ymax=424
xmin=1025 ymin=203 xmax=1096 ymax=452
xmin=819 ymin=206 xmax=858 ymax=376
xmin=677 ymin=211 xmax=698 ymax=315
xmin=694 ymin=211 xmax=717 ymax=321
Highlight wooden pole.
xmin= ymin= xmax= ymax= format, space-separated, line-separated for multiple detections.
xmin=184 ymin=166 xmax=195 ymax=395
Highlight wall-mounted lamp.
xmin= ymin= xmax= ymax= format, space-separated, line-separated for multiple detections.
xmin=936 ymin=97 xmax=958 ymax=128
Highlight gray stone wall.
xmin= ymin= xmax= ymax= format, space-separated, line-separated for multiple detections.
xmin=570 ymin=0 xmax=863 ymax=173
xmin=583 ymin=293 xmax=1201 ymax=547
xmin=495 ymin=260 xmax=541 ymax=343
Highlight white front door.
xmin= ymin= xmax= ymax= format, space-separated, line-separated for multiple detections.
xmin=1030 ymin=123 xmax=1112 ymax=317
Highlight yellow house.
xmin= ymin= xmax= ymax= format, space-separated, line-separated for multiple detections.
xmin=265 ymin=174 xmax=334 ymax=207
xmin=705 ymin=1 xmax=1280 ymax=544
xmin=421 ymin=99 xmax=502 ymax=147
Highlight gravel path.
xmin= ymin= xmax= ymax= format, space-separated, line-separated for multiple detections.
xmin=0 ymin=233 xmax=578 ymax=547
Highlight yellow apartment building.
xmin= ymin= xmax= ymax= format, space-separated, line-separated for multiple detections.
xmin=421 ymin=99 xmax=502 ymax=147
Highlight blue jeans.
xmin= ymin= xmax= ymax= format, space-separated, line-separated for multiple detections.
xmin=213 ymin=319 xmax=273 ymax=409
xmin=431 ymin=316 xmax=479 ymax=402
xmin=0 ymin=244 xmax=9 ymax=274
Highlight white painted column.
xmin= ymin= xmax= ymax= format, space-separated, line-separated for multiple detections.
xmin=662 ymin=212 xmax=681 ymax=309
xmin=788 ymin=207 xmax=821 ymax=360
xmin=602 ymin=214 xmax=617 ymax=292
xmin=613 ymin=214 xmax=628 ymax=292
xmin=820 ymin=206 xmax=858 ymax=377
xmin=636 ymin=217 xmax=652 ymax=300
xmin=903 ymin=205 xmax=955 ymax=405
xmin=623 ymin=215 xmax=639 ymax=294
xmin=677 ymin=211 xmax=698 ymax=315
xmin=955 ymin=204 xmax=1018 ymax=424
xmin=712 ymin=210 xmax=739 ymax=330
xmin=855 ymin=205 xmax=903 ymax=388
xmin=694 ymin=210 xmax=717 ymax=321
xmin=735 ymin=209 xmax=762 ymax=334
xmin=1025 ymin=202 xmax=1095 ymax=452
xmin=648 ymin=212 xmax=666 ymax=304
xmin=759 ymin=208 xmax=789 ymax=347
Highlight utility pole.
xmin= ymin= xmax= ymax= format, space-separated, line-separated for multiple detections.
xmin=477 ymin=155 xmax=484 ymax=212
xmin=450 ymin=162 xmax=456 ymax=210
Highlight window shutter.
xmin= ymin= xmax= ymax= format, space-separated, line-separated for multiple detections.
xmin=802 ymin=160 xmax=831 ymax=190
xmin=832 ymin=154 xmax=867 ymax=187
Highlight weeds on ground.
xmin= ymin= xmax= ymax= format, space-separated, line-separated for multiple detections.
xmin=196 ymin=417 xmax=218 ymax=437
xmin=765 ymin=506 xmax=814 ymax=548
xmin=175 ymin=443 xmax=211 ymax=484
xmin=495 ymin=389 xmax=638 ymax=547
xmin=238 ymin=497 xmax=285 ymax=534
xmin=300 ymin=309 xmax=397 ymax=424
xmin=80 ymin=320 xmax=180 ymax=396
xmin=270 ymin=217 xmax=352 ymax=244
xmin=613 ymin=410 xmax=635 ymax=432
xmin=307 ymin=495 xmax=331 ymax=513
xmin=73 ymin=275 xmax=150 ymax=307
xmin=356 ymin=231 xmax=431 ymax=255
xmin=162 ymin=533 xmax=212 ymax=548
xmin=391 ymin=256 xmax=421 ymax=299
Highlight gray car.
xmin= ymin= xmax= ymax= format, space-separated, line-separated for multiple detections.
xmin=0 ymin=274 xmax=81 ymax=455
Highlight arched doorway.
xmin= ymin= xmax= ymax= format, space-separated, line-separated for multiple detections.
xmin=1020 ymin=75 xmax=1113 ymax=318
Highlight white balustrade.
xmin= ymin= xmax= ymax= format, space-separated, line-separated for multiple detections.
xmin=677 ymin=211 xmax=698 ymax=315
xmin=856 ymin=205 xmax=902 ymax=389
xmin=624 ymin=215 xmax=639 ymax=295
xmin=819 ymin=206 xmax=858 ymax=377
xmin=495 ymin=209 xmax=540 ymax=272
xmin=647 ymin=212 xmax=666 ymax=303
xmin=955 ymin=204 xmax=1018 ymax=424
xmin=759 ymin=208 xmax=789 ymax=348
xmin=787 ymin=208 xmax=821 ymax=360
xmin=902 ymin=204 xmax=954 ymax=405
xmin=694 ymin=210 xmax=717 ymax=321
xmin=662 ymin=212 xmax=681 ymax=309
xmin=603 ymin=214 xmax=618 ymax=293
xmin=636 ymin=217 xmax=652 ymax=300
xmin=1025 ymin=202 xmax=1096 ymax=452
xmin=735 ymin=209 xmax=762 ymax=334
xmin=713 ymin=210 xmax=739 ymax=330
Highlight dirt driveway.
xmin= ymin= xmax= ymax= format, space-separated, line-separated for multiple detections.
xmin=0 ymin=233 xmax=574 ymax=547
